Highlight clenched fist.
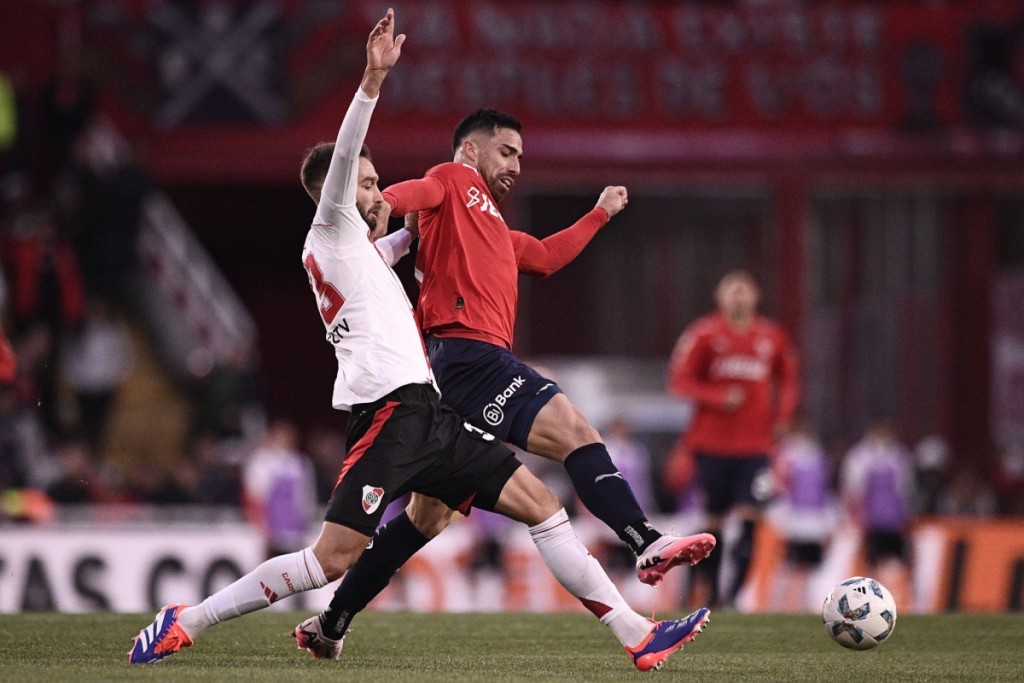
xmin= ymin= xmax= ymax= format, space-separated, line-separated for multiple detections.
xmin=595 ymin=186 xmax=628 ymax=218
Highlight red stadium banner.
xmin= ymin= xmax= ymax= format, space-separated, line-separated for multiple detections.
xmin=4 ymin=0 xmax=1024 ymax=180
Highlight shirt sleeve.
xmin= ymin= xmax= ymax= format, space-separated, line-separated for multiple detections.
xmin=666 ymin=327 xmax=733 ymax=408
xmin=317 ymin=89 xmax=377 ymax=219
xmin=374 ymin=228 xmax=415 ymax=267
xmin=382 ymin=176 xmax=447 ymax=215
xmin=509 ymin=208 xmax=609 ymax=277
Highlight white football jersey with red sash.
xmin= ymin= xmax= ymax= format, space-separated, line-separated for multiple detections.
xmin=302 ymin=89 xmax=435 ymax=411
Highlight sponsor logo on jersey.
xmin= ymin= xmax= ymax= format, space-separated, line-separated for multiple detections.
xmin=712 ymin=355 xmax=770 ymax=381
xmin=482 ymin=403 xmax=504 ymax=426
xmin=361 ymin=485 xmax=385 ymax=514
xmin=326 ymin=318 xmax=350 ymax=343
xmin=465 ymin=186 xmax=503 ymax=220
xmin=483 ymin=375 xmax=525 ymax=425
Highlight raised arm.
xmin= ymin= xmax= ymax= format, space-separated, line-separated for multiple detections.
xmin=318 ymin=9 xmax=405 ymax=211
xmin=510 ymin=185 xmax=626 ymax=277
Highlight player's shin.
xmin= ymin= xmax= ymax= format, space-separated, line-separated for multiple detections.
xmin=320 ymin=511 xmax=430 ymax=638
xmin=178 ymin=547 xmax=328 ymax=638
xmin=528 ymin=509 xmax=652 ymax=648
xmin=563 ymin=443 xmax=661 ymax=555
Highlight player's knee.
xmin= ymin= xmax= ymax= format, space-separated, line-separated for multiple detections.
xmin=311 ymin=543 xmax=362 ymax=581
xmin=406 ymin=497 xmax=454 ymax=539
xmin=538 ymin=401 xmax=601 ymax=454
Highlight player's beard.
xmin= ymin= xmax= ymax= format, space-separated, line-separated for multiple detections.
xmin=483 ymin=170 xmax=514 ymax=202
xmin=357 ymin=203 xmax=378 ymax=230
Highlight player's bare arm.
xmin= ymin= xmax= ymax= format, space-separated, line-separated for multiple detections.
xmin=360 ymin=8 xmax=406 ymax=99
xmin=595 ymin=185 xmax=628 ymax=218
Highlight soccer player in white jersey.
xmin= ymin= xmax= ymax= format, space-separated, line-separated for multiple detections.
xmin=127 ymin=10 xmax=709 ymax=671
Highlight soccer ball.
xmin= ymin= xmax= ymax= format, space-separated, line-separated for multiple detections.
xmin=822 ymin=576 xmax=897 ymax=650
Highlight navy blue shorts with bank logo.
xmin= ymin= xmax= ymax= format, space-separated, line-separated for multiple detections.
xmin=425 ymin=336 xmax=562 ymax=450
xmin=325 ymin=383 xmax=521 ymax=536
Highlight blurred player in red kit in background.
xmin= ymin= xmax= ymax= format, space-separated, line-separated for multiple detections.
xmin=668 ymin=269 xmax=800 ymax=609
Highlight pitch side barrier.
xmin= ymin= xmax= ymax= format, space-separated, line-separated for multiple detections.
xmin=0 ymin=512 xmax=1021 ymax=613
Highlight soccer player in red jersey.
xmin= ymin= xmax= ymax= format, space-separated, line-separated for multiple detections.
xmin=304 ymin=112 xmax=716 ymax=645
xmin=667 ymin=269 xmax=800 ymax=608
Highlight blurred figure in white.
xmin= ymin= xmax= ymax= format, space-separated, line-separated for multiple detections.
xmin=840 ymin=414 xmax=916 ymax=609
xmin=765 ymin=418 xmax=837 ymax=612
xmin=59 ymin=296 xmax=133 ymax=452
xmin=243 ymin=419 xmax=317 ymax=558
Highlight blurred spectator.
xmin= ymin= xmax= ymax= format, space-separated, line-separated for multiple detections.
xmin=188 ymin=432 xmax=243 ymax=507
xmin=765 ymin=418 xmax=838 ymax=612
xmin=0 ymin=68 xmax=30 ymax=216
xmin=938 ymin=467 xmax=999 ymax=517
xmin=0 ymin=387 xmax=26 ymax=490
xmin=58 ymin=117 xmax=150 ymax=305
xmin=993 ymin=442 xmax=1024 ymax=515
xmin=667 ymin=268 xmax=800 ymax=609
xmin=840 ymin=414 xmax=916 ymax=607
xmin=914 ymin=434 xmax=951 ymax=515
xmin=242 ymin=419 xmax=316 ymax=558
xmin=39 ymin=56 xmax=96 ymax=183
xmin=305 ymin=426 xmax=346 ymax=504
xmin=11 ymin=321 xmax=60 ymax=435
xmin=192 ymin=343 xmax=264 ymax=442
xmin=45 ymin=439 xmax=110 ymax=503
xmin=59 ymin=296 xmax=134 ymax=452
xmin=4 ymin=206 xmax=84 ymax=335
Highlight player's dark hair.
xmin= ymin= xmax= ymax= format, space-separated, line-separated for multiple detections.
xmin=451 ymin=109 xmax=521 ymax=154
xmin=717 ymin=267 xmax=760 ymax=288
xmin=300 ymin=142 xmax=372 ymax=199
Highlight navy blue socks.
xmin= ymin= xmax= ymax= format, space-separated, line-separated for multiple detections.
xmin=563 ymin=443 xmax=660 ymax=555
xmin=319 ymin=511 xmax=430 ymax=638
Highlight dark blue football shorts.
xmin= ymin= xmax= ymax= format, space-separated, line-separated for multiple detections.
xmin=694 ymin=452 xmax=771 ymax=515
xmin=425 ymin=335 xmax=562 ymax=450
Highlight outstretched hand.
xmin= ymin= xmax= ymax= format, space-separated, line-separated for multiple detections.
xmin=367 ymin=8 xmax=405 ymax=73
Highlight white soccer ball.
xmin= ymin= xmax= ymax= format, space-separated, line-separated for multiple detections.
xmin=822 ymin=576 xmax=897 ymax=650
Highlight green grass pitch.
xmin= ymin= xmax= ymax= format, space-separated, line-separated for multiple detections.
xmin=0 ymin=611 xmax=1020 ymax=681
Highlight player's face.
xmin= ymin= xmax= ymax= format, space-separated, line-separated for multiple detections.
xmin=475 ymin=128 xmax=522 ymax=201
xmin=715 ymin=274 xmax=760 ymax=320
xmin=355 ymin=157 xmax=385 ymax=229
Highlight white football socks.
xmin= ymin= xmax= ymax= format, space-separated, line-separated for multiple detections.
xmin=528 ymin=508 xmax=652 ymax=648
xmin=178 ymin=547 xmax=328 ymax=638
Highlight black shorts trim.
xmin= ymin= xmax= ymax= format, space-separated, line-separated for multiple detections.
xmin=466 ymin=456 xmax=522 ymax=514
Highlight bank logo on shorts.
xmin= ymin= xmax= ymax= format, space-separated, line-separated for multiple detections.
xmin=483 ymin=375 xmax=525 ymax=426
xmin=361 ymin=485 xmax=384 ymax=514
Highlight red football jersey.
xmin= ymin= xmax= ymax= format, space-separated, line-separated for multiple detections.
xmin=668 ymin=312 xmax=800 ymax=455
xmin=383 ymin=162 xmax=607 ymax=349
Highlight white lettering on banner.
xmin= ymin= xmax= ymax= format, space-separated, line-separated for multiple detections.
xmin=0 ymin=526 xmax=264 ymax=613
